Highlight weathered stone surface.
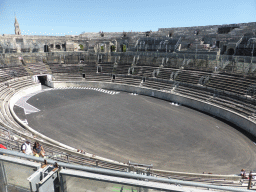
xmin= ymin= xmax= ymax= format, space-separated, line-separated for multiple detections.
xmin=1 ymin=21 xmax=256 ymax=56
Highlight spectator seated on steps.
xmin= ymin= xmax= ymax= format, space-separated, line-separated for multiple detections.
xmin=33 ymin=141 xmax=45 ymax=157
xmin=21 ymin=139 xmax=33 ymax=155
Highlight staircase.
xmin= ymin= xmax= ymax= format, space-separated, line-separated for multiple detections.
xmin=234 ymin=35 xmax=244 ymax=55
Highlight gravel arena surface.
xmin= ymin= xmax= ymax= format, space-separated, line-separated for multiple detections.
xmin=13 ymin=88 xmax=256 ymax=175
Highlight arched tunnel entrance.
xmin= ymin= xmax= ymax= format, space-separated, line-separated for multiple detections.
xmin=37 ymin=75 xmax=47 ymax=85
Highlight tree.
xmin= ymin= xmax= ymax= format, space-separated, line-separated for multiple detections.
xmin=79 ymin=44 xmax=84 ymax=50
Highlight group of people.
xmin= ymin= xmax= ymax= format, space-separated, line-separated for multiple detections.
xmin=21 ymin=139 xmax=45 ymax=157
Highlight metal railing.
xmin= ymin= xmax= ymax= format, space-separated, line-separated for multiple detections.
xmin=0 ymin=149 xmax=251 ymax=192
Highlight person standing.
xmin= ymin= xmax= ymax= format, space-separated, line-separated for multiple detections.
xmin=21 ymin=139 xmax=33 ymax=155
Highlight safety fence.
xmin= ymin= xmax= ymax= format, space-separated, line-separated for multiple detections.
xmin=0 ymin=149 xmax=251 ymax=192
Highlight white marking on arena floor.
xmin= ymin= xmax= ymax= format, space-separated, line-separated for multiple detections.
xmin=15 ymin=87 xmax=120 ymax=115
xmin=15 ymin=94 xmax=41 ymax=115
xmin=54 ymin=87 xmax=120 ymax=95
xmin=129 ymin=93 xmax=138 ymax=96
xmin=170 ymin=102 xmax=181 ymax=106
xmin=21 ymin=119 xmax=28 ymax=124
xmin=14 ymin=88 xmax=55 ymax=115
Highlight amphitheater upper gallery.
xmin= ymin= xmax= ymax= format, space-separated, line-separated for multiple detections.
xmin=1 ymin=17 xmax=256 ymax=57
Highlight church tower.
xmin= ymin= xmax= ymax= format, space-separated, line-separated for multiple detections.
xmin=14 ymin=16 xmax=21 ymax=35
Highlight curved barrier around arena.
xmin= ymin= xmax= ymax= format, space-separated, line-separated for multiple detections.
xmin=7 ymin=80 xmax=245 ymax=179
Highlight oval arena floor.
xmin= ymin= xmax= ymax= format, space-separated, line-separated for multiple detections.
xmin=13 ymin=87 xmax=256 ymax=175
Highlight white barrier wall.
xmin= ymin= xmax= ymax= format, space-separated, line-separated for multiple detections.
xmin=9 ymin=84 xmax=42 ymax=109
xmin=7 ymin=80 xmax=251 ymax=178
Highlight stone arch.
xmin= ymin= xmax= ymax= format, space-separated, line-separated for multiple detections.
xmin=44 ymin=45 xmax=49 ymax=52
xmin=227 ymin=48 xmax=234 ymax=55
xmin=100 ymin=43 xmax=105 ymax=52
xmin=121 ymin=44 xmax=127 ymax=52
xmin=110 ymin=45 xmax=116 ymax=52
xmin=56 ymin=44 xmax=61 ymax=49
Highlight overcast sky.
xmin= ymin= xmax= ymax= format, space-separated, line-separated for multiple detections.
xmin=0 ymin=0 xmax=255 ymax=35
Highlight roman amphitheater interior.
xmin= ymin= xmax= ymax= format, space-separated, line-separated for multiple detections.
xmin=1 ymin=17 xmax=256 ymax=191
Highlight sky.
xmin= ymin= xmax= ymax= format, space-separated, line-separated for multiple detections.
xmin=0 ymin=0 xmax=255 ymax=36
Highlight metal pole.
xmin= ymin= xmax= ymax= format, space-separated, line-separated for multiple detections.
xmin=0 ymin=161 xmax=8 ymax=192
xmin=251 ymin=44 xmax=254 ymax=64
xmin=248 ymin=171 xmax=252 ymax=189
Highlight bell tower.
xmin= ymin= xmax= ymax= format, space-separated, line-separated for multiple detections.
xmin=14 ymin=16 xmax=21 ymax=35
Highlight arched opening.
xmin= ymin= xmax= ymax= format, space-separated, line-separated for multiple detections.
xmin=56 ymin=45 xmax=61 ymax=49
xmin=110 ymin=45 xmax=116 ymax=52
xmin=121 ymin=44 xmax=126 ymax=52
xmin=227 ymin=48 xmax=234 ymax=55
xmin=100 ymin=46 xmax=104 ymax=52
xmin=32 ymin=48 xmax=39 ymax=53
xmin=216 ymin=41 xmax=220 ymax=48
xmin=62 ymin=44 xmax=66 ymax=51
xmin=44 ymin=45 xmax=49 ymax=52
xmin=37 ymin=75 xmax=47 ymax=85
xmin=79 ymin=44 xmax=84 ymax=50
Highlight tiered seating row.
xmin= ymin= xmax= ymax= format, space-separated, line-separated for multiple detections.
xmin=48 ymin=64 xmax=80 ymax=74
xmin=113 ymin=76 xmax=142 ymax=86
xmin=157 ymin=68 xmax=178 ymax=80
xmin=175 ymin=70 xmax=210 ymax=84
xmin=98 ymin=62 xmax=114 ymax=74
xmin=206 ymin=74 xmax=256 ymax=96
xmin=25 ymin=62 xmax=50 ymax=75
xmin=0 ymin=65 xmax=28 ymax=82
xmin=79 ymin=63 xmax=97 ymax=74
xmin=142 ymin=80 xmax=174 ymax=91
xmin=53 ymin=73 xmax=83 ymax=81
xmin=113 ymin=63 xmax=131 ymax=75
xmin=85 ymin=74 xmax=112 ymax=82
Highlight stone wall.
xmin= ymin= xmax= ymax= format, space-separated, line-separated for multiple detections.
xmin=0 ymin=22 xmax=256 ymax=60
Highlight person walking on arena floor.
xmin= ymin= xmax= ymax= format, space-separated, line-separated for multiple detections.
xmin=21 ymin=139 xmax=33 ymax=155
xmin=33 ymin=141 xmax=45 ymax=157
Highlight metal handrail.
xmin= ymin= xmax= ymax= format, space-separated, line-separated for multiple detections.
xmin=0 ymin=149 xmax=248 ymax=192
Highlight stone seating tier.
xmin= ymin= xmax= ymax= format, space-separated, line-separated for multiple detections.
xmin=113 ymin=63 xmax=131 ymax=75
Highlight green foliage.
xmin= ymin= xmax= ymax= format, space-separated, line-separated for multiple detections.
xmin=123 ymin=44 xmax=126 ymax=52
xmin=111 ymin=45 xmax=116 ymax=52
xmin=79 ymin=44 xmax=84 ymax=50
